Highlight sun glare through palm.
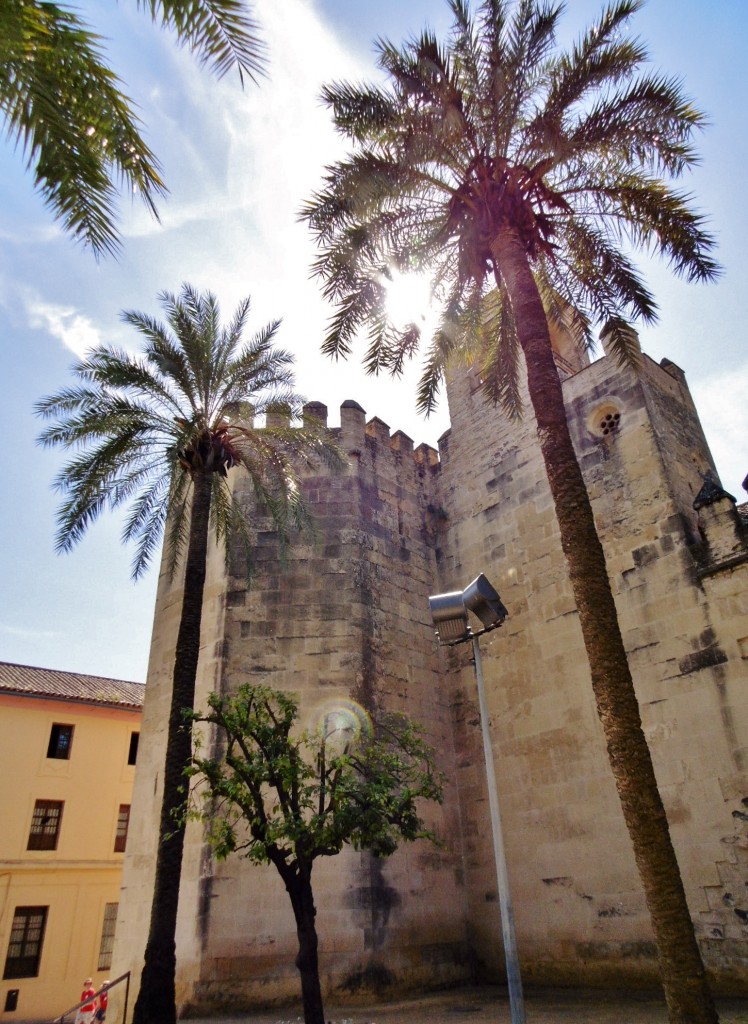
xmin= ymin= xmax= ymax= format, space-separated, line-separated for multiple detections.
xmin=384 ymin=270 xmax=434 ymax=331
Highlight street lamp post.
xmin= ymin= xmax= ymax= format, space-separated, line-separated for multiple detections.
xmin=429 ymin=574 xmax=525 ymax=1024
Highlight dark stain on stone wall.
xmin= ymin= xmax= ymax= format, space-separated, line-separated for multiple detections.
xmin=344 ymin=854 xmax=402 ymax=951
xmin=678 ymin=641 xmax=728 ymax=676
xmin=339 ymin=959 xmax=396 ymax=995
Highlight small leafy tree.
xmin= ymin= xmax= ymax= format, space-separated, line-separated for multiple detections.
xmin=187 ymin=684 xmax=445 ymax=1024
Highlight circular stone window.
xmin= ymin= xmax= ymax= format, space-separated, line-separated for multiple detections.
xmin=588 ymin=401 xmax=622 ymax=440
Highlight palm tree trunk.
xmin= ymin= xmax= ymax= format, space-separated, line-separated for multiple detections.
xmin=491 ymin=228 xmax=718 ymax=1024
xmin=133 ymin=471 xmax=213 ymax=1024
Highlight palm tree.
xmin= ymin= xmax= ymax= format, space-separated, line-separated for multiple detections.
xmin=36 ymin=284 xmax=343 ymax=1024
xmin=0 ymin=0 xmax=265 ymax=256
xmin=301 ymin=2 xmax=721 ymax=1022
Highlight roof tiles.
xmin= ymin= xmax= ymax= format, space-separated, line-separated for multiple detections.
xmin=0 ymin=661 xmax=144 ymax=710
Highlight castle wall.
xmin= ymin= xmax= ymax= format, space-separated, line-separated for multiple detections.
xmin=179 ymin=403 xmax=470 ymax=1014
xmin=115 ymin=402 xmax=473 ymax=1017
xmin=116 ymin=342 xmax=748 ymax=1015
xmin=439 ymin=350 xmax=748 ymax=990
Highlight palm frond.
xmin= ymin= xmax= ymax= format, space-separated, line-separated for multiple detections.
xmin=320 ymin=81 xmax=395 ymax=141
xmin=137 ymin=0 xmax=266 ymax=83
xmin=585 ymin=178 xmax=720 ymax=283
xmin=0 ymin=0 xmax=165 ymax=256
xmin=415 ymin=293 xmax=464 ymax=416
xmin=564 ymin=74 xmax=707 ymax=175
xmin=552 ymin=218 xmax=659 ymax=323
xmin=538 ymin=1 xmax=646 ymax=133
xmin=476 ymin=286 xmax=523 ymax=418
xmin=599 ymin=316 xmax=644 ymax=372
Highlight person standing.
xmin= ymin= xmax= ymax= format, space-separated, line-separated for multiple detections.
xmin=74 ymin=978 xmax=96 ymax=1024
xmin=95 ymin=982 xmax=109 ymax=1023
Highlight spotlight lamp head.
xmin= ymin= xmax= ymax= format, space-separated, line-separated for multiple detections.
xmin=428 ymin=591 xmax=469 ymax=645
xmin=428 ymin=573 xmax=507 ymax=646
xmin=463 ymin=573 xmax=508 ymax=629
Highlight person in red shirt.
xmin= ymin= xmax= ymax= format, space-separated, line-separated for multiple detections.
xmin=95 ymin=981 xmax=109 ymax=1022
xmin=74 ymin=978 xmax=97 ymax=1024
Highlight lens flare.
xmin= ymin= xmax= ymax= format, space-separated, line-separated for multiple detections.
xmin=314 ymin=699 xmax=372 ymax=748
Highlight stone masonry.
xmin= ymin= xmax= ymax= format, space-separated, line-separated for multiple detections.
xmin=114 ymin=329 xmax=748 ymax=1015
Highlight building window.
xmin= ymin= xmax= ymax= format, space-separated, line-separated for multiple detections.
xmin=27 ymin=800 xmax=64 ymax=851
xmin=127 ymin=731 xmax=140 ymax=766
xmin=47 ymin=723 xmax=74 ymax=760
xmin=587 ymin=401 xmax=623 ymax=441
xmin=114 ymin=805 xmax=130 ymax=853
xmin=3 ymin=907 xmax=48 ymax=979
xmin=97 ymin=903 xmax=118 ymax=971
xmin=599 ymin=410 xmax=621 ymax=436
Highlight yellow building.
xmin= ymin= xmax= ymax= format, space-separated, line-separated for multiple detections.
xmin=0 ymin=662 xmax=143 ymax=1023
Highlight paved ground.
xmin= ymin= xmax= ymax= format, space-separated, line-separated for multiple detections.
xmin=184 ymin=985 xmax=748 ymax=1024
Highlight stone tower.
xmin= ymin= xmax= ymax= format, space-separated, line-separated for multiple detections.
xmin=114 ymin=332 xmax=748 ymax=1013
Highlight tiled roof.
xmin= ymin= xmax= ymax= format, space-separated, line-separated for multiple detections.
xmin=0 ymin=661 xmax=144 ymax=710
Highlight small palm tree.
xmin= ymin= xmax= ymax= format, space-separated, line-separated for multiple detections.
xmin=301 ymin=3 xmax=720 ymax=1022
xmin=36 ymin=284 xmax=344 ymax=1024
xmin=0 ymin=0 xmax=265 ymax=256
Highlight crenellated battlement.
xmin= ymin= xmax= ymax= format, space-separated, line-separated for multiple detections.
xmin=255 ymin=398 xmax=444 ymax=476
xmin=298 ymin=399 xmax=441 ymax=475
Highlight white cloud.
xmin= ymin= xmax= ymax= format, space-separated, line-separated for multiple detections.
xmin=25 ymin=296 xmax=101 ymax=357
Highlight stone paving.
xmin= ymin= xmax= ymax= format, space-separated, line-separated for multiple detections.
xmin=184 ymin=985 xmax=748 ymax=1024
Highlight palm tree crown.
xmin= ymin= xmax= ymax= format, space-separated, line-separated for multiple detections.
xmin=0 ymin=0 xmax=265 ymax=255
xmin=36 ymin=284 xmax=338 ymax=579
xmin=303 ymin=0 xmax=718 ymax=411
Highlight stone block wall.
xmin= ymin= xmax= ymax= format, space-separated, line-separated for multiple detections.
xmin=115 ymin=401 xmax=473 ymax=1017
xmin=439 ymin=347 xmax=748 ymax=990
xmin=116 ymin=341 xmax=748 ymax=1015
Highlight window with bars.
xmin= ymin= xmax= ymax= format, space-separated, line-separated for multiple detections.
xmin=27 ymin=800 xmax=64 ymax=851
xmin=3 ymin=907 xmax=48 ymax=979
xmin=97 ymin=903 xmax=118 ymax=971
xmin=114 ymin=804 xmax=130 ymax=853
xmin=47 ymin=723 xmax=74 ymax=760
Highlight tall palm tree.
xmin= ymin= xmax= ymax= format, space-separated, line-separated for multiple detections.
xmin=301 ymin=3 xmax=720 ymax=1022
xmin=0 ymin=0 xmax=265 ymax=256
xmin=36 ymin=284 xmax=343 ymax=1024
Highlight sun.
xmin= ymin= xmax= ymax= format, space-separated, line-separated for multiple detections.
xmin=384 ymin=270 xmax=434 ymax=331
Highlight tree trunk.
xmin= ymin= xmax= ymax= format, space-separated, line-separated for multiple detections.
xmin=133 ymin=471 xmax=213 ymax=1024
xmin=285 ymin=864 xmax=326 ymax=1024
xmin=491 ymin=228 xmax=718 ymax=1024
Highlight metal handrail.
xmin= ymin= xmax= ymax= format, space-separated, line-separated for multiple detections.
xmin=52 ymin=971 xmax=130 ymax=1024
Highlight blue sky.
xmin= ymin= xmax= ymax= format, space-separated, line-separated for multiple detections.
xmin=0 ymin=0 xmax=745 ymax=682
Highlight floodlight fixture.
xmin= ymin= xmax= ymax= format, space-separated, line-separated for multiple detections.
xmin=427 ymin=590 xmax=469 ymax=645
xmin=463 ymin=573 xmax=508 ymax=629
xmin=428 ymin=573 xmax=507 ymax=646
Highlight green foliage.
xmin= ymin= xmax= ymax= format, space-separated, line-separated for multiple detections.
xmin=301 ymin=0 xmax=720 ymax=414
xmin=35 ymin=283 xmax=345 ymax=579
xmin=0 ymin=0 xmax=265 ymax=255
xmin=186 ymin=684 xmax=444 ymax=871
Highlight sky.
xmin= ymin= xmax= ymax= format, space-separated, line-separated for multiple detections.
xmin=0 ymin=0 xmax=745 ymax=683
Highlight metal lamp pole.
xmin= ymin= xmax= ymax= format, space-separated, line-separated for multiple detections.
xmin=471 ymin=634 xmax=525 ymax=1024
xmin=429 ymin=574 xmax=525 ymax=1024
